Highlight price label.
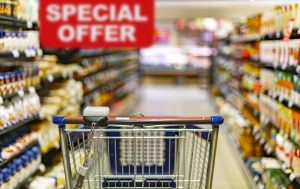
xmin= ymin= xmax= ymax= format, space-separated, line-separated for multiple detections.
xmin=259 ymin=138 xmax=265 ymax=145
xmin=255 ymin=133 xmax=261 ymax=141
xmin=279 ymin=95 xmax=284 ymax=102
xmin=62 ymin=72 xmax=68 ymax=78
xmin=24 ymin=49 xmax=31 ymax=57
xmin=39 ymin=112 xmax=45 ymax=119
xmin=267 ymin=147 xmax=272 ymax=155
xmin=288 ymin=100 xmax=294 ymax=108
xmin=37 ymin=49 xmax=43 ymax=56
xmin=55 ymin=142 xmax=60 ymax=149
xmin=296 ymin=65 xmax=300 ymax=73
xmin=28 ymin=87 xmax=36 ymax=93
xmin=17 ymin=90 xmax=25 ymax=97
xmin=281 ymin=63 xmax=287 ymax=70
xmin=39 ymin=164 xmax=46 ymax=173
xmin=31 ymin=49 xmax=37 ymax=57
xmin=268 ymin=90 xmax=272 ymax=96
xmin=289 ymin=173 xmax=296 ymax=181
xmin=276 ymin=32 xmax=281 ymax=38
xmin=11 ymin=50 xmax=20 ymax=58
xmin=47 ymin=75 xmax=54 ymax=82
xmin=27 ymin=21 xmax=33 ymax=28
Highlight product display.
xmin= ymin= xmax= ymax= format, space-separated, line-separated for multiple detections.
xmin=214 ymin=2 xmax=300 ymax=189
xmin=6 ymin=0 xmax=300 ymax=189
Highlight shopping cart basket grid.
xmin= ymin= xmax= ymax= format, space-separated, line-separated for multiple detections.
xmin=53 ymin=106 xmax=223 ymax=189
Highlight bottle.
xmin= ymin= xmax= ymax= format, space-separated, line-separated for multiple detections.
xmin=7 ymin=163 xmax=16 ymax=188
xmin=20 ymin=153 xmax=30 ymax=179
xmin=1 ymin=168 xmax=11 ymax=189
xmin=14 ymin=158 xmax=22 ymax=186
xmin=0 ymin=172 xmax=3 ymax=189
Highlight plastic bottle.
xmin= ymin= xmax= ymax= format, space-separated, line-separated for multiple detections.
xmin=7 ymin=163 xmax=16 ymax=189
xmin=25 ymin=149 xmax=34 ymax=174
xmin=14 ymin=158 xmax=22 ymax=186
xmin=2 ymin=168 xmax=11 ymax=189
xmin=20 ymin=153 xmax=30 ymax=179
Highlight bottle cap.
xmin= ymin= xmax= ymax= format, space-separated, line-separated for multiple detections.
xmin=21 ymin=154 xmax=29 ymax=166
xmin=26 ymin=149 xmax=34 ymax=162
xmin=1 ymin=168 xmax=10 ymax=182
xmin=32 ymin=146 xmax=40 ymax=158
xmin=7 ymin=163 xmax=16 ymax=175
xmin=14 ymin=158 xmax=22 ymax=171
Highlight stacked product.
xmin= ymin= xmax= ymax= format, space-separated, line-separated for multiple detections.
xmin=214 ymin=2 xmax=300 ymax=189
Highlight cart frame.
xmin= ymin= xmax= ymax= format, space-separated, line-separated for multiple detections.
xmin=53 ymin=111 xmax=223 ymax=189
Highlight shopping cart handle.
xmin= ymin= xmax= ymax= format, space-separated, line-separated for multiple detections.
xmin=211 ymin=116 xmax=224 ymax=125
xmin=53 ymin=115 xmax=224 ymax=125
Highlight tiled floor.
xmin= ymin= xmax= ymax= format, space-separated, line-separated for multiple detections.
xmin=134 ymin=85 xmax=250 ymax=189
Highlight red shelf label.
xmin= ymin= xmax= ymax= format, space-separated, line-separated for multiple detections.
xmin=40 ymin=0 xmax=154 ymax=48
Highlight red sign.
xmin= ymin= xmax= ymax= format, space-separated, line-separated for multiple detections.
xmin=40 ymin=0 xmax=154 ymax=48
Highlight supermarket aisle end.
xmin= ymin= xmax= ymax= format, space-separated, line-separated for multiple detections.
xmin=134 ymin=85 xmax=250 ymax=189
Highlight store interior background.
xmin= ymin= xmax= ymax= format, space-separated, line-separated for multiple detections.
xmin=1 ymin=0 xmax=300 ymax=189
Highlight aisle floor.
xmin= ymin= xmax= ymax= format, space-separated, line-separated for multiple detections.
xmin=134 ymin=85 xmax=250 ymax=189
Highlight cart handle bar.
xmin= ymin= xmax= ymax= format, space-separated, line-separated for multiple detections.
xmin=53 ymin=115 xmax=224 ymax=126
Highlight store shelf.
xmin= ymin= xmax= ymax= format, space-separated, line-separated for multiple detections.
xmin=41 ymin=72 xmax=73 ymax=86
xmin=15 ymin=167 xmax=40 ymax=189
xmin=0 ymin=15 xmax=38 ymax=30
xmin=0 ymin=114 xmax=40 ymax=136
xmin=232 ymin=28 xmax=300 ymax=43
xmin=0 ymin=141 xmax=39 ymax=167
xmin=263 ymin=90 xmax=300 ymax=112
xmin=1 ymin=86 xmax=41 ymax=101
xmin=231 ymin=34 xmax=261 ymax=43
xmin=42 ymin=146 xmax=61 ymax=166
xmin=224 ymin=126 xmax=260 ymax=189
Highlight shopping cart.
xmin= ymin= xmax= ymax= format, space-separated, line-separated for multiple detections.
xmin=53 ymin=106 xmax=223 ymax=189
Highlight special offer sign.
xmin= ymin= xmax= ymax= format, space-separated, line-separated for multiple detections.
xmin=40 ymin=0 xmax=154 ymax=48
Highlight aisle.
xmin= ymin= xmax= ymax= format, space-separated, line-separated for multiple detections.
xmin=134 ymin=85 xmax=250 ymax=189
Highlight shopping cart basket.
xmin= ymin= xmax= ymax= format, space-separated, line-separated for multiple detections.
xmin=53 ymin=106 xmax=223 ymax=189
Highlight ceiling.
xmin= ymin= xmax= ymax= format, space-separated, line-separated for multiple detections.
xmin=155 ymin=0 xmax=298 ymax=22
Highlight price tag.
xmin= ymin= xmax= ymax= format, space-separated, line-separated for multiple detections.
xmin=289 ymin=173 xmax=296 ymax=181
xmin=62 ymin=72 xmax=68 ymax=79
xmin=255 ymin=133 xmax=261 ymax=141
xmin=47 ymin=75 xmax=54 ymax=82
xmin=11 ymin=50 xmax=20 ymax=58
xmin=288 ymin=100 xmax=294 ymax=108
xmin=282 ymin=164 xmax=287 ymax=170
xmin=39 ymin=164 xmax=46 ymax=173
xmin=17 ymin=90 xmax=25 ymax=97
xmin=31 ymin=49 xmax=37 ymax=57
xmin=259 ymin=138 xmax=265 ymax=145
xmin=55 ymin=142 xmax=60 ymax=149
xmin=296 ymin=66 xmax=300 ymax=73
xmin=28 ymin=87 xmax=36 ymax=93
xmin=266 ymin=145 xmax=273 ymax=154
xmin=37 ymin=49 xmax=43 ymax=56
xmin=281 ymin=64 xmax=287 ymax=70
xmin=279 ymin=95 xmax=284 ymax=102
xmin=276 ymin=32 xmax=281 ymax=38
xmin=24 ymin=49 xmax=31 ymax=57
xmin=268 ymin=90 xmax=272 ymax=96
xmin=27 ymin=21 xmax=33 ymax=28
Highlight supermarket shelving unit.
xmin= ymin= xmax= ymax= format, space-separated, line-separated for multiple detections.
xmin=0 ymin=14 xmax=141 ymax=188
xmin=214 ymin=26 xmax=300 ymax=188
